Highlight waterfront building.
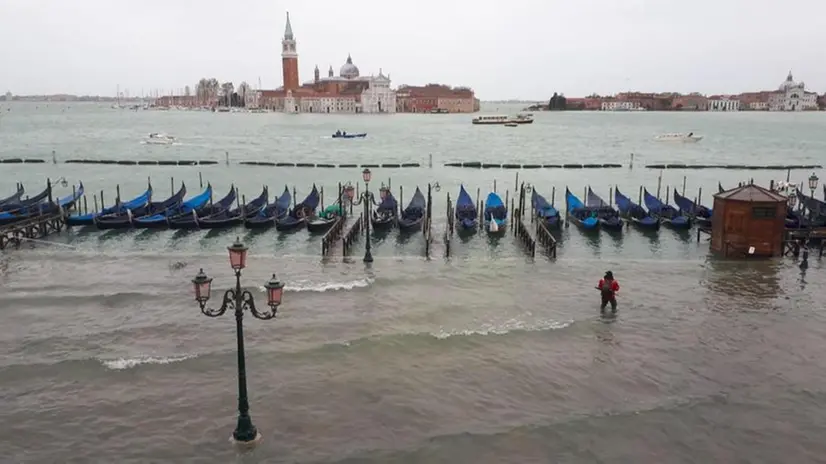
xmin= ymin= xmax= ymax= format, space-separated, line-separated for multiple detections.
xmin=601 ymin=100 xmax=639 ymax=111
xmin=395 ymin=84 xmax=478 ymax=113
xmin=768 ymin=72 xmax=818 ymax=111
xmin=256 ymin=13 xmax=396 ymax=114
xmin=671 ymin=94 xmax=708 ymax=111
xmin=708 ymin=96 xmax=740 ymax=111
xmin=3 ymin=91 xmax=11 ymax=101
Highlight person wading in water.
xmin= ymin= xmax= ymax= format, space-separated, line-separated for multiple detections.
xmin=597 ymin=271 xmax=620 ymax=315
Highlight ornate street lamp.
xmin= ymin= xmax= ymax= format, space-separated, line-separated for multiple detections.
xmin=354 ymin=168 xmax=374 ymax=263
xmin=808 ymin=172 xmax=819 ymax=193
xmin=191 ymin=237 xmax=284 ymax=445
xmin=808 ymin=173 xmax=820 ymax=231
xmin=787 ymin=191 xmax=797 ymax=210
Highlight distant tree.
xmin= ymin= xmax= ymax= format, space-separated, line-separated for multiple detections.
xmin=220 ymin=82 xmax=234 ymax=106
xmin=549 ymin=92 xmax=558 ymax=110
xmin=549 ymin=92 xmax=566 ymax=110
xmin=558 ymin=93 xmax=567 ymax=110
xmin=238 ymin=82 xmax=250 ymax=104
xmin=184 ymin=85 xmax=191 ymax=97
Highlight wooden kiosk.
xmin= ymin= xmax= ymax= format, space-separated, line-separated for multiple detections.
xmin=711 ymin=184 xmax=788 ymax=258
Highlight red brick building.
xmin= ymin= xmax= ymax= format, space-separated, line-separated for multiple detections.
xmin=395 ymin=84 xmax=478 ymax=113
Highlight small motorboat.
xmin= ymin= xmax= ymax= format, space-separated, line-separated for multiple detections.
xmin=144 ymin=133 xmax=177 ymax=145
xmin=654 ymin=132 xmax=703 ymax=143
xmin=504 ymin=122 xmax=519 ymax=127
xmin=332 ymin=130 xmax=367 ymax=139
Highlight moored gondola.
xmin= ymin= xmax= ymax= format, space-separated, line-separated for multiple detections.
xmin=643 ymin=188 xmax=691 ymax=229
xmin=371 ymin=189 xmax=398 ymax=230
xmin=198 ymin=187 xmax=269 ymax=229
xmin=133 ymin=184 xmax=213 ymax=228
xmin=0 ymin=182 xmax=52 ymax=213
xmin=614 ymin=187 xmax=659 ymax=230
xmin=483 ymin=192 xmax=507 ymax=233
xmin=275 ymin=185 xmax=320 ymax=231
xmin=673 ymin=189 xmax=712 ymax=227
xmin=307 ymin=203 xmax=346 ymax=233
xmin=0 ymin=183 xmax=85 ymax=226
xmin=455 ymin=185 xmax=478 ymax=232
xmin=0 ymin=184 xmax=25 ymax=207
xmin=398 ymin=187 xmax=426 ymax=232
xmin=531 ymin=189 xmax=561 ymax=229
xmin=245 ymin=186 xmax=292 ymax=229
xmin=68 ymin=183 xmax=153 ymax=226
xmin=95 ymin=183 xmax=187 ymax=229
xmin=585 ymin=187 xmax=623 ymax=230
xmin=565 ymin=188 xmax=598 ymax=230
xmin=168 ymin=185 xmax=238 ymax=229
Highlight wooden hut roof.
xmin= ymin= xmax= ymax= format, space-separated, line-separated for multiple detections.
xmin=714 ymin=184 xmax=787 ymax=203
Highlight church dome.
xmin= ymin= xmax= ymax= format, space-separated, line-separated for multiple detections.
xmin=779 ymin=71 xmax=803 ymax=91
xmin=340 ymin=54 xmax=360 ymax=79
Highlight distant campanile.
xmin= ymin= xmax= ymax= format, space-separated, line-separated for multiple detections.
xmin=281 ymin=12 xmax=299 ymax=90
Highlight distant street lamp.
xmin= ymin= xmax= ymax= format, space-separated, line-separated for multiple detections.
xmin=808 ymin=173 xmax=819 ymax=230
xmin=191 ymin=237 xmax=285 ymax=445
xmin=354 ymin=168 xmax=374 ymax=263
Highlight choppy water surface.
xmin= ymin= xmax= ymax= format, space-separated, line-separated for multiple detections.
xmin=1 ymin=103 xmax=825 ymax=463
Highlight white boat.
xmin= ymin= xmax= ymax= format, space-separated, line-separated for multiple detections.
xmin=144 ymin=133 xmax=177 ymax=145
xmin=654 ymin=132 xmax=703 ymax=143
xmin=472 ymin=114 xmax=534 ymax=125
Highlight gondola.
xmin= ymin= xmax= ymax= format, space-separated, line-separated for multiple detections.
xmin=371 ymin=190 xmax=398 ymax=230
xmin=0 ymin=183 xmax=52 ymax=213
xmin=531 ymin=189 xmax=561 ymax=229
xmin=67 ymin=184 xmax=152 ymax=226
xmin=307 ymin=203 xmax=345 ymax=233
xmin=614 ymin=187 xmax=659 ymax=230
xmin=95 ymin=183 xmax=187 ymax=230
xmin=398 ymin=187 xmax=426 ymax=232
xmin=483 ymin=192 xmax=507 ymax=233
xmin=642 ymin=188 xmax=691 ymax=229
xmin=0 ymin=184 xmax=25 ymax=207
xmin=565 ymin=188 xmax=598 ymax=230
xmin=455 ymin=185 xmax=478 ymax=232
xmin=585 ymin=187 xmax=623 ymax=230
xmin=795 ymin=190 xmax=826 ymax=228
xmin=672 ymin=189 xmax=712 ymax=227
xmin=167 ymin=185 xmax=239 ymax=229
xmin=245 ymin=186 xmax=292 ymax=229
xmin=133 ymin=184 xmax=213 ymax=228
xmin=275 ymin=185 xmax=320 ymax=231
xmin=197 ymin=187 xmax=269 ymax=229
xmin=0 ymin=183 xmax=85 ymax=226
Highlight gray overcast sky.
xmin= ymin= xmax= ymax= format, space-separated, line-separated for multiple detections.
xmin=1 ymin=0 xmax=825 ymax=100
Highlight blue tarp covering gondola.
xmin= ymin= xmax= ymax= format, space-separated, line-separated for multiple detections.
xmin=68 ymin=184 xmax=152 ymax=226
xmin=133 ymin=184 xmax=214 ymax=228
xmin=673 ymin=188 xmax=712 ymax=226
xmin=198 ymin=186 xmax=269 ymax=229
xmin=483 ymin=192 xmax=507 ymax=233
xmin=398 ymin=187 xmax=426 ymax=231
xmin=565 ymin=188 xmax=598 ymax=229
xmin=0 ymin=183 xmax=85 ymax=226
xmin=455 ymin=185 xmax=478 ymax=232
xmin=168 ymin=185 xmax=239 ymax=229
xmin=585 ymin=187 xmax=623 ymax=230
xmin=275 ymin=185 xmax=319 ymax=231
xmin=531 ymin=189 xmax=561 ymax=229
xmin=643 ymin=188 xmax=691 ymax=228
xmin=614 ymin=188 xmax=659 ymax=229
xmin=245 ymin=186 xmax=292 ymax=229
xmin=0 ymin=184 xmax=24 ymax=207
xmin=372 ymin=190 xmax=398 ymax=230
xmin=95 ymin=183 xmax=187 ymax=229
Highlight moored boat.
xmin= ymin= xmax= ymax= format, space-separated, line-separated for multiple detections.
xmin=531 ymin=189 xmax=562 ymax=229
xmin=133 ymin=184 xmax=214 ymax=228
xmin=565 ymin=188 xmax=599 ymax=230
xmin=643 ymin=188 xmax=691 ymax=228
xmin=398 ymin=187 xmax=426 ymax=232
xmin=585 ymin=187 xmax=624 ymax=230
xmin=307 ymin=203 xmax=346 ymax=233
xmin=614 ymin=187 xmax=659 ymax=230
xmin=0 ymin=184 xmax=25 ymax=207
xmin=275 ymin=185 xmax=320 ymax=231
xmin=167 ymin=185 xmax=238 ymax=229
xmin=197 ymin=187 xmax=269 ymax=229
xmin=483 ymin=192 xmax=507 ymax=233
xmin=95 ymin=184 xmax=187 ymax=229
xmin=672 ymin=189 xmax=712 ymax=227
xmin=244 ymin=187 xmax=292 ymax=229
xmin=371 ymin=189 xmax=398 ymax=230
xmin=68 ymin=184 xmax=152 ymax=226
xmin=455 ymin=185 xmax=478 ymax=232
xmin=0 ymin=183 xmax=52 ymax=213
xmin=0 ymin=183 xmax=85 ymax=226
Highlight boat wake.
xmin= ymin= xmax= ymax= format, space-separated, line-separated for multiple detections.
xmin=98 ymin=354 xmax=197 ymax=370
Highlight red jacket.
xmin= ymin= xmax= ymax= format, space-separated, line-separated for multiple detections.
xmin=598 ymin=279 xmax=620 ymax=295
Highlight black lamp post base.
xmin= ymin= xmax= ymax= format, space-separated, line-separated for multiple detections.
xmin=231 ymin=429 xmax=262 ymax=446
xmin=363 ymin=250 xmax=374 ymax=263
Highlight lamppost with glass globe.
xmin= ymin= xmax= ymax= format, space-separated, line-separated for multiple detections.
xmin=352 ymin=168 xmax=375 ymax=263
xmin=808 ymin=173 xmax=819 ymax=230
xmin=191 ymin=237 xmax=285 ymax=445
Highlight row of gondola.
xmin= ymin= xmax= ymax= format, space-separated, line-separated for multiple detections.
xmin=0 ymin=182 xmax=86 ymax=226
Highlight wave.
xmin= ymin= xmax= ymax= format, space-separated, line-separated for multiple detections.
xmin=258 ymin=277 xmax=373 ymax=293
xmin=430 ymin=319 xmax=573 ymax=339
xmin=97 ymin=354 xmax=198 ymax=370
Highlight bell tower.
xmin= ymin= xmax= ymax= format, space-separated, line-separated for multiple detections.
xmin=281 ymin=12 xmax=299 ymax=90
